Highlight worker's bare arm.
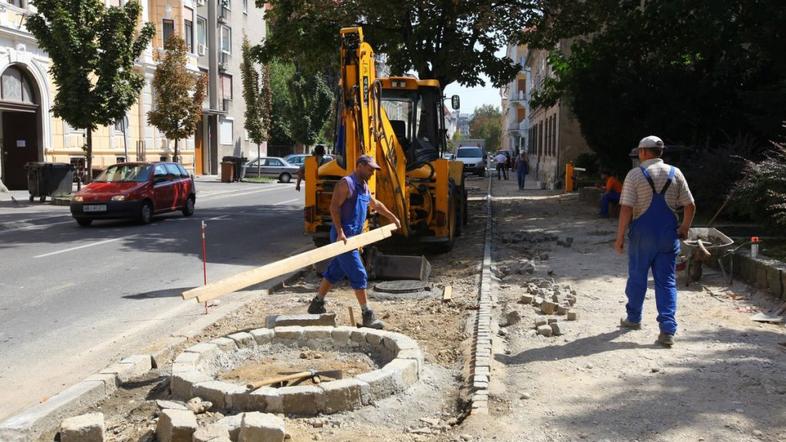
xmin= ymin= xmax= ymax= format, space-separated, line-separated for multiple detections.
xmin=679 ymin=203 xmax=696 ymax=239
xmin=615 ymin=205 xmax=633 ymax=255
xmin=370 ymin=198 xmax=401 ymax=230
xmin=330 ymin=180 xmax=350 ymax=243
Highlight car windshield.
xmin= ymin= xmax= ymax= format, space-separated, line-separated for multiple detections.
xmin=95 ymin=164 xmax=151 ymax=182
xmin=457 ymin=148 xmax=482 ymax=158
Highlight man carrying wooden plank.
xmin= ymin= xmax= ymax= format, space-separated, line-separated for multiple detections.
xmin=308 ymin=155 xmax=401 ymax=329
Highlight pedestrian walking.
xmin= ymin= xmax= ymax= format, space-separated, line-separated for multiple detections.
xmin=494 ymin=151 xmax=508 ymax=180
xmin=614 ymin=136 xmax=695 ymax=347
xmin=295 ymin=144 xmax=327 ymax=192
xmin=514 ymin=151 xmax=529 ymax=190
xmin=307 ymin=155 xmax=401 ymax=329
xmin=598 ymin=170 xmax=623 ymax=217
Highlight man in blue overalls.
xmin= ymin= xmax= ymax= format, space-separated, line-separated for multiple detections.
xmin=308 ymin=155 xmax=401 ymax=329
xmin=614 ymin=136 xmax=695 ymax=347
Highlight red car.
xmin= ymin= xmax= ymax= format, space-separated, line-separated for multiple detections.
xmin=70 ymin=162 xmax=196 ymax=226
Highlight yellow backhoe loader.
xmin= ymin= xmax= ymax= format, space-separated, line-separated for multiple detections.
xmin=304 ymin=26 xmax=467 ymax=253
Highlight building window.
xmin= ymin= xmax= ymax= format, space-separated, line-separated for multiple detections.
xmin=7 ymin=0 xmax=24 ymax=8
xmin=242 ymin=0 xmax=247 ymax=13
xmin=1 ymin=66 xmax=36 ymax=104
xmin=184 ymin=19 xmax=194 ymax=53
xmin=220 ymin=74 xmax=232 ymax=100
xmin=196 ymin=16 xmax=207 ymax=54
xmin=162 ymin=19 xmax=175 ymax=44
xmin=114 ymin=115 xmax=129 ymax=133
xmin=220 ymin=25 xmax=231 ymax=54
xmin=219 ymin=118 xmax=233 ymax=145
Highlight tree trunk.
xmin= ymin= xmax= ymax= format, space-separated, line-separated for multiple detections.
xmin=257 ymin=143 xmax=261 ymax=177
xmin=86 ymin=129 xmax=93 ymax=183
xmin=174 ymin=138 xmax=179 ymax=163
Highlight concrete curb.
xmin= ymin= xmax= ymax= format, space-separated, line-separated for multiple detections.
xmin=0 ymin=250 xmax=313 ymax=441
xmin=170 ymin=326 xmax=422 ymax=415
xmin=468 ymin=175 xmax=495 ymax=415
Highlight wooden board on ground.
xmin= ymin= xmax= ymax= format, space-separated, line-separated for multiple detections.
xmin=442 ymin=285 xmax=453 ymax=302
xmin=182 ymin=224 xmax=398 ymax=303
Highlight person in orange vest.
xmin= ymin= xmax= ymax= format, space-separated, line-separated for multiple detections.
xmin=599 ymin=170 xmax=623 ymax=217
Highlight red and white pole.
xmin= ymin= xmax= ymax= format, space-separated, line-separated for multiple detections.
xmin=201 ymin=220 xmax=208 ymax=314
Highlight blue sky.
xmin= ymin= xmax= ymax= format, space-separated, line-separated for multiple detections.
xmin=444 ymin=77 xmax=502 ymax=115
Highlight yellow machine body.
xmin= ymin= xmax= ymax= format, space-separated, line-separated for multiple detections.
xmin=304 ymin=27 xmax=467 ymax=251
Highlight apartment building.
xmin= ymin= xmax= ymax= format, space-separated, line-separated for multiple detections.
xmin=0 ymin=0 xmax=266 ymax=189
xmin=500 ymin=43 xmax=529 ymax=155
xmin=524 ymin=40 xmax=589 ymax=189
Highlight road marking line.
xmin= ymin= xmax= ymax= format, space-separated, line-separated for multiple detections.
xmin=0 ymin=220 xmax=74 ymax=235
xmin=33 ymin=237 xmax=127 ymax=258
xmin=274 ymin=198 xmax=301 ymax=206
xmin=198 ymin=185 xmax=289 ymax=201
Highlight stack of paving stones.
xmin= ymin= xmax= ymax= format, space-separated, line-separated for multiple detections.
xmin=518 ymin=279 xmax=578 ymax=337
xmin=169 ymin=324 xmax=423 ymax=416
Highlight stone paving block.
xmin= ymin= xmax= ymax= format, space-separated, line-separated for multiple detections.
xmin=249 ymin=328 xmax=275 ymax=346
xmin=319 ymin=378 xmax=371 ymax=413
xmin=365 ymin=331 xmax=383 ymax=346
xmin=567 ymin=311 xmax=578 ymax=321
xmin=301 ymin=326 xmax=337 ymax=343
xmin=238 ymin=412 xmax=286 ymax=442
xmin=216 ymin=415 xmax=243 ymax=441
xmin=356 ymin=369 xmax=398 ymax=399
xmin=209 ymin=337 xmax=237 ymax=352
xmin=330 ymin=326 xmax=355 ymax=347
xmin=170 ymin=371 xmax=211 ymax=400
xmin=273 ymin=326 xmax=304 ymax=342
xmin=278 ymin=386 xmax=323 ymax=416
xmin=156 ymin=409 xmax=197 ymax=442
xmin=384 ymin=358 xmax=418 ymax=391
xmin=193 ymin=381 xmax=247 ymax=410
xmin=349 ymin=330 xmax=367 ymax=346
xmin=537 ymin=325 xmax=553 ymax=337
xmin=183 ymin=343 xmax=220 ymax=368
xmin=193 ymin=422 xmax=231 ymax=442
xmin=250 ymin=387 xmax=282 ymax=413
xmin=550 ymin=322 xmax=563 ymax=336
xmin=171 ymin=352 xmax=200 ymax=374
xmin=83 ymin=373 xmax=120 ymax=397
xmin=99 ymin=357 xmax=150 ymax=384
xmin=60 ymin=412 xmax=104 ymax=442
xmin=227 ymin=332 xmax=256 ymax=349
xmin=265 ymin=313 xmax=336 ymax=328
xmin=397 ymin=348 xmax=425 ymax=373
xmin=541 ymin=301 xmax=557 ymax=315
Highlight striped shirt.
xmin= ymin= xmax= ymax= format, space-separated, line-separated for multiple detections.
xmin=620 ymin=158 xmax=694 ymax=219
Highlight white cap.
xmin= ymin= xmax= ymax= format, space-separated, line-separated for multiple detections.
xmin=638 ymin=135 xmax=664 ymax=149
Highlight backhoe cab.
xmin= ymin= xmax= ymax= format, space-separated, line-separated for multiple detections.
xmin=304 ymin=27 xmax=468 ymax=252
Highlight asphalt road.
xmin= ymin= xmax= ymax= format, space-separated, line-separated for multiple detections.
xmin=0 ymin=179 xmax=309 ymax=420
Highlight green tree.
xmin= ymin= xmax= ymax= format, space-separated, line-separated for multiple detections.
xmin=470 ymin=105 xmax=502 ymax=152
xmin=523 ymin=0 xmax=786 ymax=174
xmin=240 ymin=36 xmax=270 ymax=175
xmin=255 ymin=0 xmax=539 ymax=89
xmin=147 ymin=36 xmax=208 ymax=163
xmin=27 ymin=0 xmax=154 ymax=179
xmin=267 ymin=60 xmax=295 ymax=147
xmin=285 ymin=70 xmax=334 ymax=150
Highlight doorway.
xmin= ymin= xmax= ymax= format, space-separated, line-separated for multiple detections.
xmin=195 ymin=117 xmax=205 ymax=175
xmin=1 ymin=111 xmax=38 ymax=189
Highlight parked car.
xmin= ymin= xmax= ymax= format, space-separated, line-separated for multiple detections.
xmin=441 ymin=152 xmax=455 ymax=160
xmin=455 ymin=146 xmax=487 ymax=176
xmin=285 ymin=153 xmax=334 ymax=167
xmin=70 ymin=162 xmax=196 ymax=226
xmin=244 ymin=156 xmax=300 ymax=183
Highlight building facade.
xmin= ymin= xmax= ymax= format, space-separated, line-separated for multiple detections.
xmin=524 ymin=40 xmax=590 ymax=190
xmin=0 ymin=0 xmax=266 ymax=189
xmin=500 ymin=44 xmax=529 ymax=155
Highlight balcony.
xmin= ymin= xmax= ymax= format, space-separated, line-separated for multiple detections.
xmin=218 ymin=5 xmax=230 ymax=24
xmin=0 ymin=4 xmax=32 ymax=35
xmin=218 ymin=52 xmax=230 ymax=71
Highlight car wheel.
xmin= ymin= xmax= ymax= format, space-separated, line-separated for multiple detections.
xmin=182 ymin=196 xmax=195 ymax=217
xmin=139 ymin=201 xmax=153 ymax=224
xmin=279 ymin=173 xmax=291 ymax=183
xmin=75 ymin=218 xmax=93 ymax=227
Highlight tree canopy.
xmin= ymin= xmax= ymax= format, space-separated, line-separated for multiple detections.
xmin=470 ymin=105 xmax=503 ymax=152
xmin=241 ymin=36 xmax=270 ymax=148
xmin=28 ymin=0 xmax=154 ymax=174
xmin=524 ymin=0 xmax=786 ymax=174
xmin=255 ymin=0 xmax=539 ymax=89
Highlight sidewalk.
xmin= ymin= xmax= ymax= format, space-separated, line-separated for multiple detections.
xmin=462 ymin=176 xmax=786 ymax=441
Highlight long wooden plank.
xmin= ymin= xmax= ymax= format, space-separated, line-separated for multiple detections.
xmin=182 ymin=224 xmax=398 ymax=303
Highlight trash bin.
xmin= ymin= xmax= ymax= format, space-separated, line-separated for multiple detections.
xmin=222 ymin=156 xmax=247 ymax=181
xmin=221 ymin=161 xmax=235 ymax=183
xmin=25 ymin=162 xmax=75 ymax=202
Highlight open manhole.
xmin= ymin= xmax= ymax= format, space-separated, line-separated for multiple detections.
xmin=170 ymin=326 xmax=423 ymax=415
xmin=369 ymin=280 xmax=440 ymax=300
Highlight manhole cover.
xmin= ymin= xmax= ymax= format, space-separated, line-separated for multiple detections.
xmin=373 ymin=280 xmax=430 ymax=294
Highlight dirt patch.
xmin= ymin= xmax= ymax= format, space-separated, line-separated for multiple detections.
xmin=218 ymin=347 xmax=377 ymax=386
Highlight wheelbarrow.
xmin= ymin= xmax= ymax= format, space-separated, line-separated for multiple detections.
xmin=680 ymin=227 xmax=735 ymax=286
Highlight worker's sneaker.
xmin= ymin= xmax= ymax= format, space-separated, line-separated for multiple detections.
xmin=307 ymin=296 xmax=326 ymax=314
xmin=619 ymin=317 xmax=642 ymax=330
xmin=361 ymin=309 xmax=384 ymax=329
xmin=657 ymin=333 xmax=675 ymax=348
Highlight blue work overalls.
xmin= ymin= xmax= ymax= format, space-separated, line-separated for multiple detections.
xmin=323 ymin=173 xmax=370 ymax=289
xmin=624 ymin=166 xmax=679 ymax=335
